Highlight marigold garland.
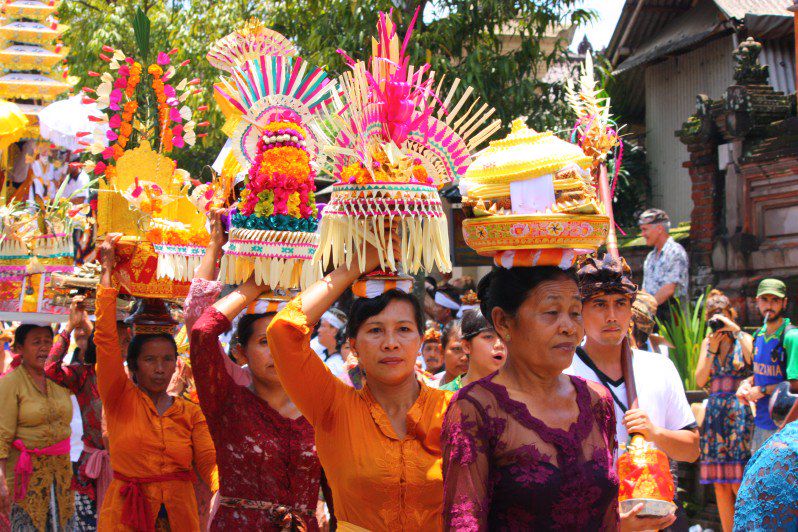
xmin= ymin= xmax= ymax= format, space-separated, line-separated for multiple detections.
xmin=81 ymin=45 xmax=203 ymax=179
xmin=146 ymin=223 xmax=210 ymax=247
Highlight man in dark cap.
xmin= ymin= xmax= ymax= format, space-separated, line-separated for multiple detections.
xmin=566 ymin=254 xmax=699 ymax=530
xmin=639 ymin=209 xmax=689 ymax=322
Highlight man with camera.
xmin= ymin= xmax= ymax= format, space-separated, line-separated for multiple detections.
xmin=736 ymin=278 xmax=798 ymax=450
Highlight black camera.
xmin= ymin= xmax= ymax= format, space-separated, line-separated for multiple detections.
xmin=708 ymin=317 xmax=725 ymax=332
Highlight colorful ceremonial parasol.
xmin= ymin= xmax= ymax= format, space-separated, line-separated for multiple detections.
xmin=0 ymin=99 xmax=29 ymax=161
xmin=39 ymin=95 xmax=109 ymax=151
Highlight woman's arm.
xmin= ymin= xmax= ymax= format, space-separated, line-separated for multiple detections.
xmin=95 ymin=235 xmax=133 ymax=410
xmin=185 ymin=210 xmax=226 ymax=331
xmin=694 ymin=337 xmax=713 ymax=389
xmin=190 ymin=408 xmax=218 ymax=492
xmin=194 ymin=209 xmax=226 ymax=282
xmin=739 ymin=332 xmax=754 ymax=365
xmin=0 ymin=375 xmax=18 ymax=514
xmin=441 ymin=396 xmax=491 ymax=530
xmin=44 ymin=297 xmax=89 ymax=392
xmin=190 ymin=306 xmax=240 ymax=420
xmin=267 ymin=235 xmax=393 ymax=424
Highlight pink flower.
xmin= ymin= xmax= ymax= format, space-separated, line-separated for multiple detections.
xmin=94 ymin=161 xmax=106 ymax=175
xmin=109 ymin=89 xmax=123 ymax=111
xmin=117 ymin=65 xmax=130 ymax=77
xmin=113 ymin=77 xmax=127 ymax=89
xmin=108 ymin=114 xmax=122 ymax=128
xmin=106 ymin=129 xmax=118 ymax=141
xmin=169 ymin=107 xmax=182 ymax=123
xmin=157 ymin=52 xmax=170 ymax=66
xmin=170 ymin=125 xmax=185 ymax=148
xmin=164 ymin=85 xmax=176 ymax=98
xmin=101 ymin=146 xmax=115 ymax=160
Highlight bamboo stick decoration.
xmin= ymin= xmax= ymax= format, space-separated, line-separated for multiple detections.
xmin=597 ymin=162 xmax=638 ymax=409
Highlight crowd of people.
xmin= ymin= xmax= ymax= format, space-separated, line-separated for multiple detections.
xmin=0 ymin=208 xmax=795 ymax=532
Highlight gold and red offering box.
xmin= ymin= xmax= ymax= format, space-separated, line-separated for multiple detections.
xmin=96 ymin=142 xmax=206 ymax=296
xmin=617 ymin=435 xmax=677 ymax=517
xmin=111 ymin=236 xmax=189 ymax=300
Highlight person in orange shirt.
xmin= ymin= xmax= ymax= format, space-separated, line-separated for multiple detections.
xmin=94 ymin=235 xmax=218 ymax=532
xmin=266 ymin=239 xmax=453 ymax=532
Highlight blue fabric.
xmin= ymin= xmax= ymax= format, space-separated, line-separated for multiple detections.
xmin=752 ymin=319 xmax=791 ymax=430
xmin=734 ymin=421 xmax=798 ymax=531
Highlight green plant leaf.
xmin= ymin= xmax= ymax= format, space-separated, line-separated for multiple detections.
xmin=133 ymin=7 xmax=150 ymax=61
xmin=662 ymin=287 xmax=713 ymax=389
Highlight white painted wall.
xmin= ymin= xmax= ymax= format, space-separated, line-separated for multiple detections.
xmin=644 ymin=36 xmax=736 ymax=223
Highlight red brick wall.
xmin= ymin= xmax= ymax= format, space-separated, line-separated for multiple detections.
xmin=683 ymin=143 xmax=719 ymax=268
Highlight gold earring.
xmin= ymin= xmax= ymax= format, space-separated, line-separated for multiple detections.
xmin=505 ymin=334 xmax=510 ymax=341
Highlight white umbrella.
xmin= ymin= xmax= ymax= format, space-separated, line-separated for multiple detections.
xmin=38 ymin=95 xmax=109 ymax=151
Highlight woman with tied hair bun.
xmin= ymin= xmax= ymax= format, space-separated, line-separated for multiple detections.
xmin=441 ymin=266 xmax=619 ymax=530
xmin=266 ymin=239 xmax=453 ymax=531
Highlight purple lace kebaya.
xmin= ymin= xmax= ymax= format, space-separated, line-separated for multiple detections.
xmin=442 ymin=373 xmax=620 ymax=531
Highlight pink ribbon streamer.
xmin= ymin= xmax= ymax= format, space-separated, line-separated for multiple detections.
xmin=83 ymin=444 xmax=113 ymax=511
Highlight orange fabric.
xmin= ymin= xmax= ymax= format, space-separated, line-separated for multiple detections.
xmin=94 ymin=285 xmax=218 ymax=532
xmin=267 ymin=298 xmax=453 ymax=531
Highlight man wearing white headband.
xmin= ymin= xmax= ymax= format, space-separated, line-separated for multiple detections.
xmin=432 ymin=288 xmax=461 ymax=325
xmin=310 ymin=308 xmax=347 ymax=379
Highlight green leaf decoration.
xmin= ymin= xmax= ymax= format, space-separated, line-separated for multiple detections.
xmin=133 ymin=7 xmax=150 ymax=61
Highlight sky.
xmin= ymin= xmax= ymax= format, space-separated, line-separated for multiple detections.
xmin=569 ymin=0 xmax=625 ymax=52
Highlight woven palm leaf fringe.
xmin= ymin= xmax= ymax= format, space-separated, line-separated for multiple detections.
xmin=155 ymin=253 xmax=203 ymax=282
xmin=314 ymin=213 xmax=451 ymax=274
xmin=218 ymin=253 xmax=320 ymax=290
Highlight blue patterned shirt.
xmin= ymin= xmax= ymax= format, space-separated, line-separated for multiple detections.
xmin=642 ymin=237 xmax=689 ymax=299
xmin=734 ymin=421 xmax=798 ymax=531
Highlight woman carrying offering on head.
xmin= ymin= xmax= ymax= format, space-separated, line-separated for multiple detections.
xmin=188 ymin=211 xmax=323 ymax=531
xmin=694 ymin=289 xmax=754 ymax=532
xmin=266 ymin=238 xmax=453 ymax=531
xmin=94 ymin=235 xmax=217 ymax=532
xmin=442 ymin=266 xmax=619 ymax=530
xmin=0 ymin=323 xmax=74 ymax=531
xmin=439 ymin=308 xmax=507 ymax=392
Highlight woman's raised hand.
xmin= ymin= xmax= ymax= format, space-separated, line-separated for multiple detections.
xmin=99 ymin=233 xmax=122 ymax=288
xmin=66 ymin=295 xmax=88 ymax=334
xmin=363 ymin=228 xmax=401 ymax=274
xmin=208 ymin=208 xmax=228 ymax=254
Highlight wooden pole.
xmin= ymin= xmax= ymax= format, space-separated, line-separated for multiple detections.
xmin=597 ymin=163 xmax=639 ymax=410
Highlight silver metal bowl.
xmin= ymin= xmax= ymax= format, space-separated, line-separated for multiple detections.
xmin=620 ymin=498 xmax=677 ymax=518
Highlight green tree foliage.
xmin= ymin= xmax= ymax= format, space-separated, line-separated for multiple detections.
xmin=269 ymin=0 xmax=593 ymax=133
xmin=60 ymin=0 xmax=593 ymax=177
